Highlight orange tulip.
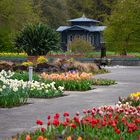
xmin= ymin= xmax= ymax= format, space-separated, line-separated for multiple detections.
xmin=77 ymin=137 xmax=83 ymax=140
xmin=37 ymin=136 xmax=44 ymax=140
xmin=26 ymin=135 xmax=31 ymax=140
xmin=67 ymin=136 xmax=72 ymax=140
xmin=41 ymin=72 xmax=92 ymax=81
xmin=44 ymin=138 xmax=48 ymax=140
xmin=12 ymin=137 xmax=17 ymax=140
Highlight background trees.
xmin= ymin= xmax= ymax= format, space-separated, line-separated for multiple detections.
xmin=0 ymin=0 xmax=39 ymax=52
xmin=0 ymin=0 xmax=140 ymax=53
xmin=104 ymin=0 xmax=140 ymax=54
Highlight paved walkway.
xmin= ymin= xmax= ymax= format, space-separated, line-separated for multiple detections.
xmin=0 ymin=66 xmax=140 ymax=139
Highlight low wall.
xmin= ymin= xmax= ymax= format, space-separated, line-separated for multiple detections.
xmin=75 ymin=58 xmax=140 ymax=66
xmin=1 ymin=56 xmax=140 ymax=66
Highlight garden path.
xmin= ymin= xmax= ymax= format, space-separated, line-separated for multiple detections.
xmin=0 ymin=66 xmax=140 ymax=139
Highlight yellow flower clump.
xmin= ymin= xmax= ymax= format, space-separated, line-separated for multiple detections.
xmin=130 ymin=92 xmax=140 ymax=97
xmin=41 ymin=72 xmax=92 ymax=81
xmin=22 ymin=61 xmax=33 ymax=66
xmin=37 ymin=56 xmax=48 ymax=64
xmin=0 ymin=53 xmax=27 ymax=57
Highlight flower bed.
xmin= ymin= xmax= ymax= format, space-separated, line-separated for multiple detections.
xmin=41 ymin=72 xmax=116 ymax=91
xmin=41 ymin=72 xmax=92 ymax=81
xmin=17 ymin=103 xmax=140 ymax=140
xmin=0 ymin=70 xmax=29 ymax=107
xmin=41 ymin=72 xmax=93 ymax=91
xmin=92 ymin=78 xmax=116 ymax=86
xmin=0 ymin=70 xmax=64 ymax=107
xmin=119 ymin=92 xmax=140 ymax=107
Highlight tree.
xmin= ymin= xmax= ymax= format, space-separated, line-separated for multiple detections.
xmin=15 ymin=23 xmax=60 ymax=56
xmin=66 ymin=0 xmax=117 ymax=22
xmin=0 ymin=0 xmax=39 ymax=52
xmin=104 ymin=0 xmax=140 ymax=54
xmin=66 ymin=0 xmax=96 ymax=19
xmin=33 ymin=0 xmax=69 ymax=29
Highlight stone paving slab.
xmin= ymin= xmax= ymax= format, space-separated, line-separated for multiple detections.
xmin=0 ymin=66 xmax=140 ymax=139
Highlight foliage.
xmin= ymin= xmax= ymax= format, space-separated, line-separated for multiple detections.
xmin=93 ymin=68 xmax=109 ymax=74
xmin=11 ymin=71 xmax=40 ymax=81
xmin=119 ymin=92 xmax=140 ymax=107
xmin=33 ymin=0 xmax=117 ymax=28
xmin=0 ymin=0 xmax=39 ymax=52
xmin=66 ymin=0 xmax=116 ymax=22
xmin=34 ymin=0 xmax=69 ymax=29
xmin=69 ymin=38 xmax=94 ymax=54
xmin=45 ymin=79 xmax=92 ymax=91
xmin=92 ymin=78 xmax=116 ymax=86
xmin=17 ymin=104 xmax=140 ymax=140
xmin=37 ymin=56 xmax=48 ymax=64
xmin=15 ymin=23 xmax=60 ymax=56
xmin=104 ymin=0 xmax=140 ymax=54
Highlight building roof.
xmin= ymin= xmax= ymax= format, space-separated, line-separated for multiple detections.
xmin=68 ymin=14 xmax=100 ymax=23
xmin=56 ymin=25 xmax=106 ymax=32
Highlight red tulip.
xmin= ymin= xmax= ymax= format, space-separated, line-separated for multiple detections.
xmin=63 ymin=112 xmax=69 ymax=117
xmin=74 ymin=116 xmax=80 ymax=124
xmin=41 ymin=127 xmax=45 ymax=133
xmin=36 ymin=120 xmax=43 ymax=125
xmin=66 ymin=117 xmax=70 ymax=123
xmin=102 ymin=121 xmax=106 ymax=126
xmin=128 ymin=128 xmax=133 ymax=133
xmin=47 ymin=115 xmax=51 ymax=120
xmin=53 ymin=119 xmax=60 ymax=126
xmin=54 ymin=113 xmax=60 ymax=119
xmin=47 ymin=121 xmax=51 ymax=126
xmin=69 ymin=123 xmax=77 ymax=128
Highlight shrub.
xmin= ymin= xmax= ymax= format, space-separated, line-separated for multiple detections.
xmin=53 ymin=59 xmax=99 ymax=73
xmin=68 ymin=38 xmax=94 ymax=54
xmin=15 ymin=23 xmax=60 ymax=56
